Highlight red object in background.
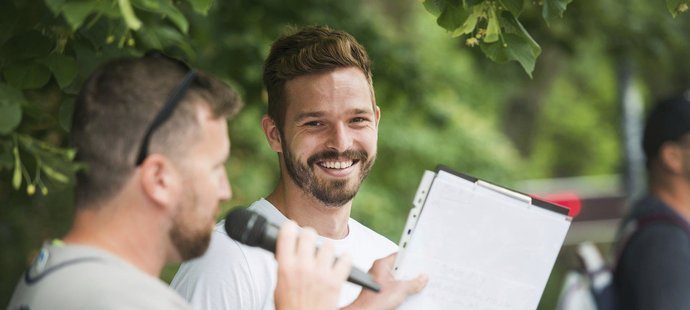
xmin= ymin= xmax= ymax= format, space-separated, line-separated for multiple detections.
xmin=533 ymin=192 xmax=582 ymax=218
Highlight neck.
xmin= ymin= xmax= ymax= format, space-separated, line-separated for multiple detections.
xmin=63 ymin=198 xmax=168 ymax=277
xmin=652 ymin=175 xmax=690 ymax=222
xmin=266 ymin=176 xmax=352 ymax=239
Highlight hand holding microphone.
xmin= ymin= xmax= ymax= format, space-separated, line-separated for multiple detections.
xmin=274 ymin=221 xmax=350 ymax=310
xmin=224 ymin=208 xmax=381 ymax=292
xmin=225 ymin=208 xmax=428 ymax=310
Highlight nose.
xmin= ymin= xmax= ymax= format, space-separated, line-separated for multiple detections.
xmin=325 ymin=122 xmax=353 ymax=152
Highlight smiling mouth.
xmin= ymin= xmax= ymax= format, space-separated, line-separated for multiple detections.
xmin=317 ymin=160 xmax=358 ymax=170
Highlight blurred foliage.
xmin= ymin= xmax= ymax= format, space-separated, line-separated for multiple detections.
xmin=422 ymin=0 xmax=574 ymax=76
xmin=2 ymin=0 xmax=690 ymax=308
xmin=423 ymin=0 xmax=688 ymax=76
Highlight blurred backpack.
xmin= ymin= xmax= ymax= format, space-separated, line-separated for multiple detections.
xmin=555 ymin=241 xmax=616 ymax=310
xmin=556 ymin=212 xmax=690 ymax=310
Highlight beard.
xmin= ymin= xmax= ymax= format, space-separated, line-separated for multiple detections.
xmin=169 ymin=190 xmax=213 ymax=261
xmin=282 ymin=142 xmax=375 ymax=207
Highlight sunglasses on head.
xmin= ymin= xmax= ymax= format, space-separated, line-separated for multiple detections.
xmin=135 ymin=51 xmax=197 ymax=166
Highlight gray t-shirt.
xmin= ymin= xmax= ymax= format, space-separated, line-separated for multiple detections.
xmin=614 ymin=195 xmax=690 ymax=310
xmin=8 ymin=242 xmax=191 ymax=310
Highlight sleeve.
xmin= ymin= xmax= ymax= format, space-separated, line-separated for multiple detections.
xmin=614 ymin=224 xmax=690 ymax=310
xmin=170 ymin=229 xmax=277 ymax=310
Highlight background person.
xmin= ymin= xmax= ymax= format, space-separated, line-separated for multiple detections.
xmin=614 ymin=92 xmax=690 ymax=309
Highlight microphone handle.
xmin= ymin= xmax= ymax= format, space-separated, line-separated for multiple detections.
xmin=348 ymin=266 xmax=381 ymax=292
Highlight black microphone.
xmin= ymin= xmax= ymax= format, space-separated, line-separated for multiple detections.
xmin=224 ymin=208 xmax=381 ymax=292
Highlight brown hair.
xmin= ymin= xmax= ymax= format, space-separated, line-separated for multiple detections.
xmin=263 ymin=26 xmax=375 ymax=132
xmin=71 ymin=55 xmax=242 ymax=208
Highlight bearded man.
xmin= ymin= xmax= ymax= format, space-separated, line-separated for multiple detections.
xmin=171 ymin=26 xmax=427 ymax=309
xmin=8 ymin=53 xmax=358 ymax=310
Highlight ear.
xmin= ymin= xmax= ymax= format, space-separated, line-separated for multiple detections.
xmin=374 ymin=105 xmax=381 ymax=127
xmin=138 ymin=154 xmax=181 ymax=213
xmin=659 ymin=142 xmax=684 ymax=174
xmin=261 ymin=114 xmax=283 ymax=153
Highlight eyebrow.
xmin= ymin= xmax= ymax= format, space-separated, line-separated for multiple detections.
xmin=293 ymin=108 xmax=373 ymax=123
xmin=294 ymin=111 xmax=325 ymax=123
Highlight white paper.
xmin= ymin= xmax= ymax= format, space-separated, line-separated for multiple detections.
xmin=395 ymin=170 xmax=571 ymax=310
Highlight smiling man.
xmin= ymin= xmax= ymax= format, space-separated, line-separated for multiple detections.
xmin=171 ymin=26 xmax=426 ymax=309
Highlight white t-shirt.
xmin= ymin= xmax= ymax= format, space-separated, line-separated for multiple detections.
xmin=8 ymin=242 xmax=191 ymax=310
xmin=171 ymin=198 xmax=398 ymax=309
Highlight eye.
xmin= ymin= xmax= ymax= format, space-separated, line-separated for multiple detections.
xmin=303 ymin=120 xmax=323 ymax=127
xmin=351 ymin=117 xmax=369 ymax=123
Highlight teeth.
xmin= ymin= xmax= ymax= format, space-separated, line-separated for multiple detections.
xmin=320 ymin=161 xmax=354 ymax=169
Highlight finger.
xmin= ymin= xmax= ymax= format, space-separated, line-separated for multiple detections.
xmin=372 ymin=252 xmax=396 ymax=270
xmin=296 ymin=227 xmax=318 ymax=261
xmin=333 ymin=253 xmax=352 ymax=282
xmin=370 ymin=252 xmax=397 ymax=280
xmin=404 ymin=274 xmax=429 ymax=294
xmin=315 ymin=239 xmax=336 ymax=271
xmin=276 ymin=221 xmax=299 ymax=265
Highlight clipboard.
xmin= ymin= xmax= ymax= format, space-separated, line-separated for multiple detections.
xmin=394 ymin=166 xmax=571 ymax=309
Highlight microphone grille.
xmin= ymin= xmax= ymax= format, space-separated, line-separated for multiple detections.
xmin=225 ymin=208 xmax=268 ymax=247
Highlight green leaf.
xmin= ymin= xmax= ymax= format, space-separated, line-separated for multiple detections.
xmin=0 ymin=82 xmax=27 ymax=106
xmin=480 ymin=15 xmax=540 ymax=77
xmin=432 ymin=1 xmax=473 ymax=32
xmin=0 ymin=31 xmax=53 ymax=62
xmin=132 ymin=0 xmax=189 ymax=33
xmin=542 ymin=0 xmax=573 ymax=26
xmin=41 ymin=55 xmax=78 ymax=88
xmin=3 ymin=62 xmax=52 ymax=89
xmin=498 ymin=0 xmax=524 ymax=16
xmin=187 ymin=0 xmax=213 ymax=15
xmin=451 ymin=5 xmax=482 ymax=37
xmin=484 ymin=7 xmax=501 ymax=43
xmin=0 ymin=146 xmax=12 ymax=170
xmin=61 ymin=1 xmax=99 ymax=30
xmin=423 ymin=0 xmax=446 ymax=17
xmin=58 ymin=98 xmax=75 ymax=132
xmin=505 ymin=12 xmax=539 ymax=50
xmin=136 ymin=25 xmax=194 ymax=57
xmin=156 ymin=1 xmax=189 ymax=33
xmin=481 ymin=33 xmax=541 ymax=77
xmin=0 ymin=104 xmax=22 ymax=134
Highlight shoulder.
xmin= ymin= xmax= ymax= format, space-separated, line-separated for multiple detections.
xmin=615 ymin=222 xmax=690 ymax=285
xmin=249 ymin=199 xmax=288 ymax=224
xmin=10 ymin=251 xmax=190 ymax=310
xmin=622 ymin=222 xmax=690 ymax=265
xmin=615 ymin=221 xmax=690 ymax=309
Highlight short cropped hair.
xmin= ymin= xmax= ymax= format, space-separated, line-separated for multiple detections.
xmin=71 ymin=55 xmax=242 ymax=208
xmin=643 ymin=92 xmax=690 ymax=166
xmin=262 ymin=26 xmax=375 ymax=132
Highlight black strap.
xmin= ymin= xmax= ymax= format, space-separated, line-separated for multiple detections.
xmin=613 ymin=211 xmax=690 ymax=268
